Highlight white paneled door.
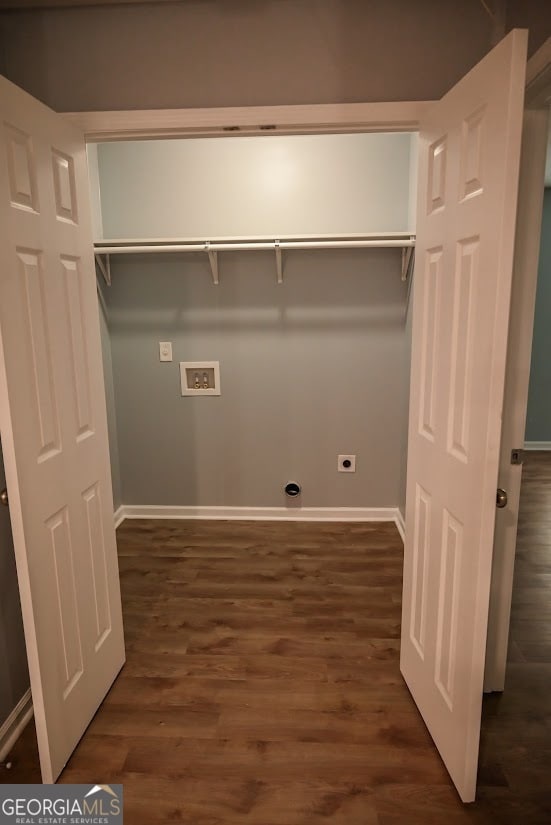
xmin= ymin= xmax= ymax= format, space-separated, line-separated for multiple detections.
xmin=0 ymin=77 xmax=124 ymax=782
xmin=402 ymin=30 xmax=527 ymax=802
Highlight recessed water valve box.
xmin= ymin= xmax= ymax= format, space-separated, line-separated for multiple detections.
xmin=180 ymin=361 xmax=221 ymax=396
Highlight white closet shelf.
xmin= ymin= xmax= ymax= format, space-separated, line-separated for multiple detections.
xmin=94 ymin=233 xmax=416 ymax=285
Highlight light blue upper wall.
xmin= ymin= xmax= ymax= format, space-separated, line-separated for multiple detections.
xmin=96 ymin=133 xmax=415 ymax=240
xmin=526 ymin=189 xmax=551 ymax=443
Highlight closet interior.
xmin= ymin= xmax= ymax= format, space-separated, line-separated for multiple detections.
xmin=88 ymin=131 xmax=418 ymax=519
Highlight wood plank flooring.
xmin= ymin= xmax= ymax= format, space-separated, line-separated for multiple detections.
xmin=2 ymin=466 xmax=551 ymax=822
xmin=477 ymin=451 xmax=551 ymax=823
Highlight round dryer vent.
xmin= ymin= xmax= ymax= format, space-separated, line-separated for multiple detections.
xmin=284 ymin=482 xmax=301 ymax=497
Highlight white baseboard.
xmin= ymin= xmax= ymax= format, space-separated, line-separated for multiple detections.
xmin=0 ymin=689 xmax=33 ymax=762
xmin=115 ymin=504 xmax=401 ymax=524
xmin=524 ymin=441 xmax=551 ymax=451
xmin=114 ymin=505 xmax=125 ymax=529
xmin=395 ymin=508 xmax=405 ymax=543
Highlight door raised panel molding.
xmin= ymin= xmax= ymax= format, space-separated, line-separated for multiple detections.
xmin=418 ymin=248 xmax=443 ymax=443
xmin=17 ymin=248 xmax=61 ymax=461
xmin=5 ymin=123 xmax=38 ymax=213
xmin=459 ymin=107 xmax=485 ymax=202
xmin=447 ymin=237 xmax=479 ymax=463
xmin=61 ymin=256 xmax=94 ymax=442
xmin=427 ymin=136 xmax=447 ymax=214
xmin=52 ymin=149 xmax=78 ymax=224
xmin=434 ymin=508 xmax=462 ymax=711
xmin=410 ymin=484 xmax=432 ymax=660
xmin=46 ymin=507 xmax=84 ymax=699
xmin=82 ymin=483 xmax=112 ymax=652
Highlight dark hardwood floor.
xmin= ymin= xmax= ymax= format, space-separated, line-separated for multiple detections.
xmin=477 ymin=451 xmax=551 ymax=823
xmin=2 ymin=461 xmax=551 ymax=822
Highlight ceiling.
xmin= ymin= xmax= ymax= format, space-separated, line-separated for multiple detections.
xmin=2 ymin=0 xmax=550 ymax=189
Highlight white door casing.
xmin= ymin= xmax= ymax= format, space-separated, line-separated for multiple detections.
xmin=401 ymin=29 xmax=527 ymax=803
xmin=0 ymin=76 xmax=125 ymax=782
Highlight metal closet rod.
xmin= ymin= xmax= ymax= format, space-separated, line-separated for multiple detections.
xmin=94 ymin=235 xmax=417 ymax=286
xmin=94 ymin=236 xmax=416 ymax=254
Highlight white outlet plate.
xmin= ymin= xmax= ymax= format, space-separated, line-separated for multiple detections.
xmin=338 ymin=455 xmax=356 ymax=473
xmin=159 ymin=341 xmax=172 ymax=362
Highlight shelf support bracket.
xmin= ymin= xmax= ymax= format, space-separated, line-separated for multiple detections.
xmin=205 ymin=243 xmax=219 ymax=285
xmin=405 ymin=248 xmax=415 ymax=319
xmin=401 ymin=246 xmax=413 ymax=282
xmin=95 ymin=252 xmax=111 ymax=286
xmin=275 ymin=240 xmax=283 ymax=284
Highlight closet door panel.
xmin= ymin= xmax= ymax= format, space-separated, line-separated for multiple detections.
xmin=0 ymin=74 xmax=125 ymax=783
xmin=401 ymin=29 xmax=527 ymax=803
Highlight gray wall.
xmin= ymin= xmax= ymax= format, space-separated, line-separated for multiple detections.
xmin=526 ymin=189 xmax=551 ymax=442
xmin=107 ymin=249 xmax=407 ymax=508
xmin=97 ymin=281 xmax=122 ymax=510
xmin=398 ymin=283 xmax=414 ymax=520
xmin=0 ymin=440 xmax=29 ymax=729
xmin=0 ymin=0 xmax=496 ymax=112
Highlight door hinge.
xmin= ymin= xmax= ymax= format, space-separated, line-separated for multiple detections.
xmin=511 ymin=448 xmax=525 ymax=465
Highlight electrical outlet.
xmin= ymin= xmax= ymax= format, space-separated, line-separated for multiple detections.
xmin=338 ymin=455 xmax=356 ymax=473
xmin=159 ymin=342 xmax=172 ymax=362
